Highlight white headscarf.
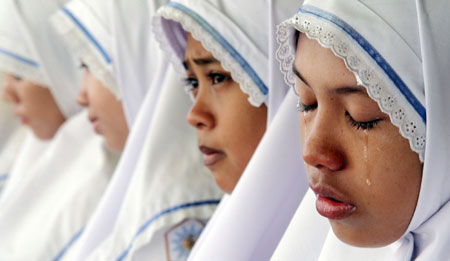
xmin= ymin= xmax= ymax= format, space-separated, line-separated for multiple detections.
xmin=184 ymin=1 xmax=310 ymax=260
xmin=57 ymin=1 xmax=222 ymax=260
xmin=51 ymin=0 xmax=169 ymax=127
xmin=154 ymin=0 xmax=270 ymax=108
xmin=50 ymin=0 xmax=120 ymax=101
xmin=274 ymin=0 xmax=450 ymax=259
xmin=0 ymin=0 xmax=80 ymax=118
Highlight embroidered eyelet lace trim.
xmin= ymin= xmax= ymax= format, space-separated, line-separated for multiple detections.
xmin=50 ymin=11 xmax=122 ymax=100
xmin=153 ymin=5 xmax=266 ymax=107
xmin=276 ymin=14 xmax=425 ymax=162
xmin=0 ymin=55 xmax=47 ymax=86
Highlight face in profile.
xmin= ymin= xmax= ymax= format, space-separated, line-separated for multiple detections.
xmin=2 ymin=73 xmax=65 ymax=139
xmin=294 ymin=33 xmax=423 ymax=247
xmin=77 ymin=65 xmax=129 ymax=151
xmin=184 ymin=33 xmax=267 ymax=194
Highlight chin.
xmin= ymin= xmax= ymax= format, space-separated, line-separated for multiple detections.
xmin=104 ymin=137 xmax=124 ymax=152
xmin=32 ymin=128 xmax=57 ymax=140
xmin=211 ymin=171 xmax=235 ymax=194
xmin=330 ymin=220 xmax=401 ymax=248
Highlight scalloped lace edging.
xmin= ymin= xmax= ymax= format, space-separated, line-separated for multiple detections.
xmin=276 ymin=14 xmax=425 ymax=162
xmin=153 ymin=5 xmax=266 ymax=107
xmin=50 ymin=11 xmax=122 ymax=100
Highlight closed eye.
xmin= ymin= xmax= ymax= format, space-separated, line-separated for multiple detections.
xmin=346 ymin=112 xmax=381 ymax=130
xmin=297 ymin=99 xmax=317 ymax=112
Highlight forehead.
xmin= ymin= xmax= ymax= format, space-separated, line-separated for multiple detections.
xmin=294 ymin=33 xmax=357 ymax=89
xmin=185 ymin=33 xmax=211 ymax=60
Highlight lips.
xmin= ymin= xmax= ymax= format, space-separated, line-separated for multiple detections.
xmin=14 ymin=109 xmax=29 ymax=125
xmin=20 ymin=117 xmax=29 ymax=125
xmin=88 ymin=116 xmax=101 ymax=134
xmin=311 ymin=185 xmax=356 ymax=220
xmin=199 ymin=146 xmax=225 ymax=167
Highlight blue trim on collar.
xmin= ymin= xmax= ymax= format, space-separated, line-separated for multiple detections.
xmin=61 ymin=7 xmax=112 ymax=64
xmin=0 ymin=174 xmax=8 ymax=182
xmin=117 ymin=199 xmax=220 ymax=261
xmin=298 ymin=5 xmax=426 ymax=124
xmin=52 ymin=228 xmax=84 ymax=261
xmin=0 ymin=48 xmax=39 ymax=67
xmin=167 ymin=2 xmax=268 ymax=96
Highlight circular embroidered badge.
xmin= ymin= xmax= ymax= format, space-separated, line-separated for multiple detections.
xmin=164 ymin=218 xmax=205 ymax=260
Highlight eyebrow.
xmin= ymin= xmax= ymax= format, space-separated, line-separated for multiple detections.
xmin=292 ymin=63 xmax=367 ymax=96
xmin=183 ymin=57 xmax=220 ymax=70
xmin=292 ymin=63 xmax=310 ymax=87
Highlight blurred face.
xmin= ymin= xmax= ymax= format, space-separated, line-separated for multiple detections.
xmin=294 ymin=33 xmax=422 ymax=247
xmin=2 ymin=73 xmax=65 ymax=139
xmin=185 ymin=33 xmax=267 ymax=194
xmin=77 ymin=65 xmax=128 ymax=151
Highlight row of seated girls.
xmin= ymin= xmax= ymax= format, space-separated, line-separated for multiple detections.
xmin=0 ymin=0 xmax=448 ymax=260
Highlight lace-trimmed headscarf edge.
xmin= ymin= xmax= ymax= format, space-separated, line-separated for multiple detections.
xmin=276 ymin=6 xmax=426 ymax=162
xmin=50 ymin=2 xmax=122 ymax=101
xmin=153 ymin=2 xmax=267 ymax=107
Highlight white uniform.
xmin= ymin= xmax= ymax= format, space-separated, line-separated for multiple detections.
xmin=0 ymin=110 xmax=120 ymax=260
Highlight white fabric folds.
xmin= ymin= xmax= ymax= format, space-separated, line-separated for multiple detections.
xmin=274 ymin=0 xmax=450 ymax=259
xmin=0 ymin=110 xmax=120 ymax=260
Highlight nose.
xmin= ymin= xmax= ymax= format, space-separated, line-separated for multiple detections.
xmin=187 ymin=88 xmax=215 ymax=130
xmin=302 ymin=111 xmax=345 ymax=171
xmin=76 ymin=69 xmax=89 ymax=107
xmin=2 ymin=74 xmax=20 ymax=104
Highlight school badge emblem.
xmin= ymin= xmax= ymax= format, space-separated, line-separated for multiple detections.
xmin=165 ymin=219 xmax=205 ymax=260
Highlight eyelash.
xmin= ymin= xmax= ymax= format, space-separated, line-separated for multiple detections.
xmin=346 ymin=112 xmax=380 ymax=130
xmin=184 ymin=73 xmax=231 ymax=93
xmin=297 ymin=99 xmax=381 ymax=130
xmin=296 ymin=100 xmax=317 ymax=112
xmin=79 ymin=63 xmax=88 ymax=70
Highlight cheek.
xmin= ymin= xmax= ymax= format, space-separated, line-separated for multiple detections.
xmin=88 ymin=83 xmax=110 ymax=112
xmin=357 ymin=125 xmax=422 ymax=228
xmin=299 ymin=113 xmax=307 ymax=144
xmin=19 ymin=87 xmax=49 ymax=115
xmin=221 ymin=100 xmax=266 ymax=168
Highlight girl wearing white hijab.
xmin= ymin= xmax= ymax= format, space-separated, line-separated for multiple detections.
xmin=0 ymin=0 xmax=78 ymax=201
xmin=52 ymin=1 xmax=173 ymax=259
xmin=0 ymin=0 xmax=122 ymax=259
xmin=186 ymin=1 xmax=312 ymax=260
xmin=51 ymin=0 xmax=129 ymax=152
xmin=272 ymin=0 xmax=450 ymax=259
xmin=0 ymin=0 xmax=78 ymax=190
xmin=56 ymin=0 xmax=225 ymax=260
xmin=48 ymin=1 xmax=220 ymax=260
